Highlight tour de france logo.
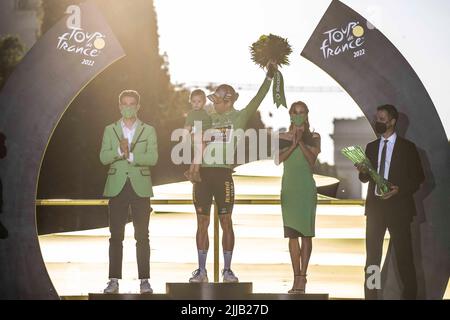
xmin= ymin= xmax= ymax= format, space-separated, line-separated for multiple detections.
xmin=56 ymin=5 xmax=106 ymax=66
xmin=320 ymin=21 xmax=367 ymax=60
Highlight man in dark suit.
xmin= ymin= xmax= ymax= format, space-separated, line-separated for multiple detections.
xmin=356 ymin=104 xmax=425 ymax=300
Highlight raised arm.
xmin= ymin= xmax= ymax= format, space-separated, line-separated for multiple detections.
xmin=239 ymin=62 xmax=277 ymax=126
xmin=239 ymin=77 xmax=272 ymax=125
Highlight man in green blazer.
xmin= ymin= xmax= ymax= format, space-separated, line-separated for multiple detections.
xmin=100 ymin=90 xmax=158 ymax=294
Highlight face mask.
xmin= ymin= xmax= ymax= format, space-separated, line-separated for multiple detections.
xmin=291 ymin=114 xmax=305 ymax=127
xmin=375 ymin=121 xmax=387 ymax=134
xmin=120 ymin=106 xmax=137 ymax=119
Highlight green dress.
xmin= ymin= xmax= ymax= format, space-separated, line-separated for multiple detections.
xmin=281 ymin=142 xmax=317 ymax=238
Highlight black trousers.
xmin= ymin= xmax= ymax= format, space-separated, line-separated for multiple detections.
xmin=108 ymin=179 xmax=151 ymax=279
xmin=365 ymin=213 xmax=417 ymax=300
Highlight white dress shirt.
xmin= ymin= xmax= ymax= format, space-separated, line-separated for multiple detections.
xmin=117 ymin=119 xmax=137 ymax=163
xmin=375 ymin=132 xmax=397 ymax=196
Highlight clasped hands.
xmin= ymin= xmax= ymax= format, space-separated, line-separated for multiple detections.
xmin=120 ymin=138 xmax=129 ymax=160
xmin=289 ymin=128 xmax=304 ymax=149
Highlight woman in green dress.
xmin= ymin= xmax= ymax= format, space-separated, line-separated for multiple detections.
xmin=276 ymin=101 xmax=321 ymax=293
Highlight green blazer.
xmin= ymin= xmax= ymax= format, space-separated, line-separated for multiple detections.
xmin=100 ymin=119 xmax=158 ymax=198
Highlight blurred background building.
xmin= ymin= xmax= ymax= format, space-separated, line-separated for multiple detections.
xmin=331 ymin=117 xmax=375 ymax=199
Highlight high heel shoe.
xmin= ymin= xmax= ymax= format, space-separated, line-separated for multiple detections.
xmin=288 ymin=274 xmax=307 ymax=294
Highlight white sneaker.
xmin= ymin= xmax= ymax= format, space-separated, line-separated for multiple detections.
xmin=189 ymin=268 xmax=209 ymax=283
xmin=103 ymin=279 xmax=119 ymax=294
xmin=222 ymin=269 xmax=239 ymax=283
xmin=140 ymin=279 xmax=153 ymax=294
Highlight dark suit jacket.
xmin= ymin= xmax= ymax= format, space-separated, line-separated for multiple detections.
xmin=359 ymin=135 xmax=425 ymax=222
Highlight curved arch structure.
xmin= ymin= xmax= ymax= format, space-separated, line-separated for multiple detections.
xmin=301 ymin=0 xmax=449 ymax=299
xmin=0 ymin=1 xmax=125 ymax=299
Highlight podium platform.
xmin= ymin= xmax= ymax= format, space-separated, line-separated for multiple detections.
xmin=89 ymin=282 xmax=328 ymax=300
xmin=249 ymin=293 xmax=328 ymax=300
xmin=166 ymin=282 xmax=252 ymax=300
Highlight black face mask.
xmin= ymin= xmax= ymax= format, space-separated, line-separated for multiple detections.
xmin=375 ymin=122 xmax=387 ymax=135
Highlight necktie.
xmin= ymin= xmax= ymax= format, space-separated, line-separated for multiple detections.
xmin=377 ymin=140 xmax=389 ymax=195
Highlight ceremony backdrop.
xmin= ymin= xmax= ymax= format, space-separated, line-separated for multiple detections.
xmin=301 ymin=0 xmax=449 ymax=299
xmin=0 ymin=1 xmax=125 ymax=299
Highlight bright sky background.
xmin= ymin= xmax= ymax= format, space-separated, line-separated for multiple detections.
xmin=154 ymin=0 xmax=450 ymax=164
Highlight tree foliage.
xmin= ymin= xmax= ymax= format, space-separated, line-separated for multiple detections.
xmin=0 ymin=35 xmax=25 ymax=90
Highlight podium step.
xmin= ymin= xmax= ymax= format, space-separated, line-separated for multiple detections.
xmin=89 ymin=293 xmax=169 ymax=300
xmin=88 ymin=292 xmax=329 ymax=300
xmin=166 ymin=282 xmax=253 ymax=300
xmin=249 ymin=293 xmax=328 ymax=300
xmin=88 ymin=283 xmax=329 ymax=300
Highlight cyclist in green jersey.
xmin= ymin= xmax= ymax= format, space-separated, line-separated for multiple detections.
xmin=189 ymin=61 xmax=277 ymax=283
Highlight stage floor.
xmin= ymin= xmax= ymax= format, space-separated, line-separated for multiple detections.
xmin=39 ymin=204 xmax=377 ymax=299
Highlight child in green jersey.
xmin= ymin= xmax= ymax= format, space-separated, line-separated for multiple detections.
xmin=184 ymin=89 xmax=212 ymax=182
